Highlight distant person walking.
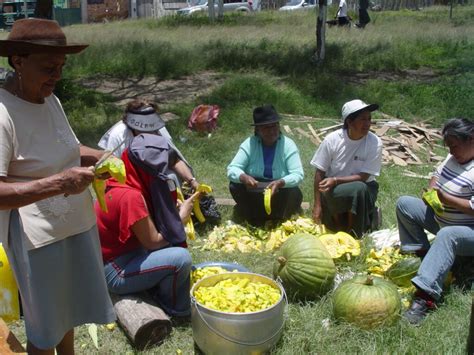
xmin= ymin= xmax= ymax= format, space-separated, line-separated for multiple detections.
xmin=335 ymin=0 xmax=350 ymax=26
xmin=356 ymin=0 xmax=371 ymax=28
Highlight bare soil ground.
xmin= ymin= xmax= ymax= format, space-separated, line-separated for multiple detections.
xmin=78 ymin=68 xmax=439 ymax=108
xmin=347 ymin=67 xmax=439 ymax=85
xmin=78 ymin=71 xmax=226 ymax=107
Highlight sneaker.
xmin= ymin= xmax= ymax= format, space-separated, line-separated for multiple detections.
xmin=403 ymin=297 xmax=437 ymax=325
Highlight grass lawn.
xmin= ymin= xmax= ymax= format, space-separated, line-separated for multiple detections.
xmin=4 ymin=4 xmax=474 ymax=354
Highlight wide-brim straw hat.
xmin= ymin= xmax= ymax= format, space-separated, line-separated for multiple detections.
xmin=0 ymin=18 xmax=88 ymax=57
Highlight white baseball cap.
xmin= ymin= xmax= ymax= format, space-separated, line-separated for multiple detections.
xmin=341 ymin=99 xmax=379 ymax=122
xmin=125 ymin=106 xmax=166 ymax=132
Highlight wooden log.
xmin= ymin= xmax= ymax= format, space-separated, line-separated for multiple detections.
xmin=111 ymin=293 xmax=172 ymax=350
xmin=214 ymin=198 xmax=310 ymax=210
xmin=0 ymin=318 xmax=25 ymax=354
xmin=318 ymin=123 xmax=342 ymax=133
xmin=280 ymin=113 xmax=333 ymax=121
xmin=391 ymin=150 xmax=408 ymax=159
xmin=405 ymin=146 xmax=422 ymax=163
xmin=295 ymin=127 xmax=313 ymax=139
xmin=307 ymin=124 xmax=322 ymax=144
xmin=295 ymin=127 xmax=319 ymax=145
xmin=392 ymin=156 xmax=408 ymax=166
xmin=373 ymin=126 xmax=390 ymax=137
xmin=402 ymin=171 xmax=431 ymax=179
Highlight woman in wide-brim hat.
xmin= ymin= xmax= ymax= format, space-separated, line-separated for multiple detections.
xmin=227 ymin=104 xmax=304 ymax=225
xmin=0 ymin=19 xmax=115 ymax=354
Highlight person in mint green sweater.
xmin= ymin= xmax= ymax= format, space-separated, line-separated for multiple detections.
xmin=227 ymin=105 xmax=304 ymax=225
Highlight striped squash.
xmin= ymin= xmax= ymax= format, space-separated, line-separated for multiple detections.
xmin=385 ymin=257 xmax=421 ymax=287
xmin=273 ymin=233 xmax=336 ymax=300
xmin=333 ymin=275 xmax=401 ymax=329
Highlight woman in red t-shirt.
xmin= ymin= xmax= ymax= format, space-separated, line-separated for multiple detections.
xmin=95 ymin=134 xmax=199 ymax=318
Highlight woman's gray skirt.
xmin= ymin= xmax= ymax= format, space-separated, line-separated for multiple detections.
xmin=6 ymin=209 xmax=116 ymax=349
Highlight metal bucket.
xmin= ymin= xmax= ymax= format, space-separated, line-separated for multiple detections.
xmin=191 ymin=272 xmax=287 ymax=355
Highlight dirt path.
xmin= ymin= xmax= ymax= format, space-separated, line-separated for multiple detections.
xmin=77 ymin=67 xmax=441 ymax=108
xmin=78 ymin=71 xmax=225 ymax=107
xmin=347 ymin=67 xmax=439 ymax=85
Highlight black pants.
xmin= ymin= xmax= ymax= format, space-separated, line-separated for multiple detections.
xmin=229 ymin=182 xmax=303 ymax=226
xmin=337 ymin=16 xmax=350 ymax=26
xmin=321 ymin=180 xmax=378 ymax=238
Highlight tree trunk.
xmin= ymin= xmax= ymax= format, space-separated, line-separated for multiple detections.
xmin=208 ymin=0 xmax=216 ymax=21
xmin=111 ymin=293 xmax=172 ymax=350
xmin=217 ymin=0 xmax=224 ymax=19
xmin=315 ymin=0 xmax=328 ymax=62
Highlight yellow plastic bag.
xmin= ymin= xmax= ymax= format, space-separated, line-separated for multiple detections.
xmin=0 ymin=243 xmax=20 ymax=322
xmin=92 ymin=156 xmax=126 ymax=213
xmin=422 ymin=188 xmax=445 ymax=215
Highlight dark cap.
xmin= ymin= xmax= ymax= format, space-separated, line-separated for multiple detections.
xmin=127 ymin=134 xmax=170 ymax=179
xmin=251 ymin=105 xmax=281 ymax=126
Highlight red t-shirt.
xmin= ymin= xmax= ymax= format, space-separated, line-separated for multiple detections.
xmin=95 ymin=187 xmax=149 ymax=262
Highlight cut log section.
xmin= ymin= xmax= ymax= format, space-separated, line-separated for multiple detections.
xmin=111 ymin=293 xmax=172 ymax=350
xmin=0 ymin=318 xmax=25 ymax=354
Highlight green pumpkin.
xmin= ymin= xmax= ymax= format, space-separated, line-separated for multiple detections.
xmin=385 ymin=257 xmax=421 ymax=287
xmin=273 ymin=233 xmax=336 ymax=300
xmin=333 ymin=275 xmax=401 ymax=329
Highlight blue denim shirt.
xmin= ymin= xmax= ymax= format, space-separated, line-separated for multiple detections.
xmin=227 ymin=134 xmax=304 ymax=188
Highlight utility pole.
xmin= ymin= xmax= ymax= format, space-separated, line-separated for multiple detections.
xmin=315 ymin=0 xmax=328 ymax=62
xmin=24 ymin=0 xmax=28 ymax=18
xmin=208 ymin=0 xmax=215 ymax=21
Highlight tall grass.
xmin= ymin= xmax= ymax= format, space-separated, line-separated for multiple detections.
xmin=9 ymin=6 xmax=465 ymax=78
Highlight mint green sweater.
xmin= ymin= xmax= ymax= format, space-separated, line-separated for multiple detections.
xmin=227 ymin=135 xmax=304 ymax=188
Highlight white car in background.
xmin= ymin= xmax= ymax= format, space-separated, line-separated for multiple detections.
xmin=177 ymin=0 xmax=257 ymax=15
xmin=279 ymin=0 xmax=316 ymax=11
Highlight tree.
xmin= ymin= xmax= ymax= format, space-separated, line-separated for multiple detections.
xmin=208 ymin=0 xmax=216 ymax=20
xmin=315 ymin=0 xmax=328 ymax=62
xmin=217 ymin=0 xmax=224 ymax=19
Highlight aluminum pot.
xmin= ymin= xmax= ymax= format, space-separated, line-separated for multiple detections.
xmin=191 ymin=272 xmax=287 ymax=355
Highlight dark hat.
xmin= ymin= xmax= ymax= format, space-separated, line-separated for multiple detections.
xmin=127 ymin=134 xmax=170 ymax=180
xmin=252 ymin=105 xmax=281 ymax=126
xmin=0 ymin=18 xmax=88 ymax=57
